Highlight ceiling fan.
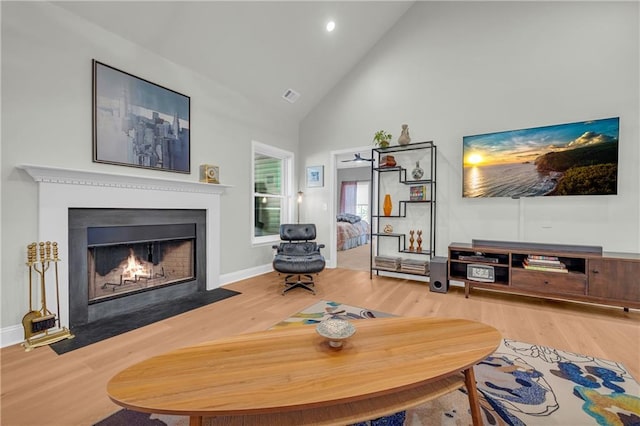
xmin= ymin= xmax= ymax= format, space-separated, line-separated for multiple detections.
xmin=341 ymin=153 xmax=373 ymax=163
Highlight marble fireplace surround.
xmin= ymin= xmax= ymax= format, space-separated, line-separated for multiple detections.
xmin=19 ymin=164 xmax=230 ymax=329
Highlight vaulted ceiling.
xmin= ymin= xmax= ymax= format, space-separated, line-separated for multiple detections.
xmin=55 ymin=1 xmax=414 ymax=122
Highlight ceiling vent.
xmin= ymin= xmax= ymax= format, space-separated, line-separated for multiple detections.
xmin=282 ymin=89 xmax=301 ymax=104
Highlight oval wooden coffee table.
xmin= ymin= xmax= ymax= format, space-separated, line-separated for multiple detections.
xmin=107 ymin=317 xmax=501 ymax=426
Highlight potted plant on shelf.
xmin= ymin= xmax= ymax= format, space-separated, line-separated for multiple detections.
xmin=373 ymin=130 xmax=392 ymax=148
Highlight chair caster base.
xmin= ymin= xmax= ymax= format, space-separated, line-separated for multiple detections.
xmin=281 ymin=274 xmax=316 ymax=295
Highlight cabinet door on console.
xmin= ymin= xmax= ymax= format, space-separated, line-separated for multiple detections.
xmin=588 ymin=259 xmax=640 ymax=303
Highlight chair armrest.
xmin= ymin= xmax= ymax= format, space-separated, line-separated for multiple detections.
xmin=318 ymin=244 xmax=325 ymax=249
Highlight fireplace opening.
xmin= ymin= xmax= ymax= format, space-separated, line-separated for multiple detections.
xmin=87 ymin=223 xmax=196 ymax=304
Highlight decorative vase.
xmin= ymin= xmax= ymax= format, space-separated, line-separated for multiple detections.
xmin=398 ymin=124 xmax=411 ymax=145
xmin=383 ymin=194 xmax=392 ymax=216
xmin=416 ymin=230 xmax=423 ymax=252
xmin=379 ymin=140 xmax=390 ymax=149
xmin=409 ymin=230 xmax=415 ymax=251
xmin=412 ymin=161 xmax=424 ymax=180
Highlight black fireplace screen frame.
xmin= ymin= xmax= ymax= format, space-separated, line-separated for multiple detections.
xmin=69 ymin=208 xmax=206 ymax=328
xmin=87 ymin=223 xmax=196 ymax=247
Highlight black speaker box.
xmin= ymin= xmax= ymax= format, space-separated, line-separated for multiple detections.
xmin=429 ymin=256 xmax=449 ymax=293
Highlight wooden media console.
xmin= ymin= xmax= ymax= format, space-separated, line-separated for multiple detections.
xmin=448 ymin=240 xmax=640 ymax=311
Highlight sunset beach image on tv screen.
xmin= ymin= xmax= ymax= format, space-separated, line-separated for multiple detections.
xmin=462 ymin=117 xmax=619 ymax=198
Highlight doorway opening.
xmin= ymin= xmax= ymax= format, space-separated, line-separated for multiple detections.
xmin=331 ymin=147 xmax=373 ymax=272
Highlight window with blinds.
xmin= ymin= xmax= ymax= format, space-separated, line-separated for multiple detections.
xmin=252 ymin=141 xmax=293 ymax=245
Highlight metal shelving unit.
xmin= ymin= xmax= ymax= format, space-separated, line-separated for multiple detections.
xmin=369 ymin=141 xmax=437 ymax=278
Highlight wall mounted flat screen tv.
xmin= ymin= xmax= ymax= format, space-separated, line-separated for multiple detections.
xmin=462 ymin=117 xmax=619 ymax=198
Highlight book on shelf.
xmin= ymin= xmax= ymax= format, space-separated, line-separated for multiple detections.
xmin=523 ymin=259 xmax=566 ymax=268
xmin=524 ymin=254 xmax=566 ymax=269
xmin=523 ymin=264 xmax=569 ymax=273
xmin=522 ymin=258 xmax=568 ymax=272
xmin=409 ymin=185 xmax=427 ymax=201
xmin=526 ymin=259 xmax=565 ymax=266
xmin=374 ymin=256 xmax=402 ymax=271
xmin=399 ymin=259 xmax=429 ymax=274
xmin=527 ymin=254 xmax=560 ymax=262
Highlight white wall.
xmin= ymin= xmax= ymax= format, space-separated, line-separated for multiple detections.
xmin=0 ymin=2 xmax=298 ymax=330
xmin=300 ymin=1 xmax=640 ymax=261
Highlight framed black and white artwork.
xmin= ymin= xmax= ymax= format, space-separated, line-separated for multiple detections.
xmin=93 ymin=60 xmax=191 ymax=173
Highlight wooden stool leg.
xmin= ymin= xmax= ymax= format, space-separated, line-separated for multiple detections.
xmin=189 ymin=415 xmax=203 ymax=426
xmin=464 ymin=367 xmax=483 ymax=426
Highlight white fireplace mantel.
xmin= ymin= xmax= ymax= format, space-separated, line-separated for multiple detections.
xmin=19 ymin=164 xmax=231 ymax=194
xmin=18 ymin=164 xmax=231 ymax=329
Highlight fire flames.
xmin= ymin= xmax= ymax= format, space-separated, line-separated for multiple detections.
xmin=122 ymin=249 xmax=150 ymax=280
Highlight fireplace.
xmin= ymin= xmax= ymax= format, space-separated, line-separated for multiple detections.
xmin=69 ymin=208 xmax=206 ymax=328
xmin=17 ymin=164 xmax=228 ymax=344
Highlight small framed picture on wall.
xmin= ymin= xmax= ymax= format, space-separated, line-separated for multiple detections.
xmin=306 ymin=166 xmax=324 ymax=188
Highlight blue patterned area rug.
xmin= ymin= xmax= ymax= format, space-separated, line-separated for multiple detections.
xmin=96 ymin=300 xmax=640 ymax=426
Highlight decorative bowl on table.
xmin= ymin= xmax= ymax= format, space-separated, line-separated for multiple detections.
xmin=316 ymin=318 xmax=356 ymax=348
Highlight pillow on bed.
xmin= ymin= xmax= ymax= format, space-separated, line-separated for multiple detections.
xmin=337 ymin=213 xmax=361 ymax=223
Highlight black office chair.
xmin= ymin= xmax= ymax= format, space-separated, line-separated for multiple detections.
xmin=272 ymin=224 xmax=325 ymax=295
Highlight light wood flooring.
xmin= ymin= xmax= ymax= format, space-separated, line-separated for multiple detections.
xmin=337 ymin=243 xmax=370 ymax=271
xmin=1 ymin=268 xmax=638 ymax=426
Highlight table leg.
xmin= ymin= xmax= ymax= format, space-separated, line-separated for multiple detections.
xmin=464 ymin=367 xmax=482 ymax=426
xmin=189 ymin=415 xmax=203 ymax=426
xmin=465 ymin=283 xmax=470 ymax=298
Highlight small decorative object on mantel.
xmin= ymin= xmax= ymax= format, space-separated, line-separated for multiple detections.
xmin=199 ymin=164 xmax=220 ymax=184
xmin=398 ymin=124 xmax=411 ymax=145
xmin=373 ymin=130 xmax=392 ymax=148
xmin=412 ymin=161 xmax=424 ymax=180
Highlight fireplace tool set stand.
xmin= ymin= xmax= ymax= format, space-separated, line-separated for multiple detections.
xmin=22 ymin=241 xmax=74 ymax=352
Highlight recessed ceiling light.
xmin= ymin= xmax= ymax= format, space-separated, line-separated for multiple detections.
xmin=326 ymin=21 xmax=336 ymax=32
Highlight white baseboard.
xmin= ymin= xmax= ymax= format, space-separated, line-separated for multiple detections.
xmin=1 ymin=324 xmax=25 ymax=349
xmin=375 ymin=270 xmax=429 ymax=282
xmin=219 ymin=263 xmax=273 ymax=286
